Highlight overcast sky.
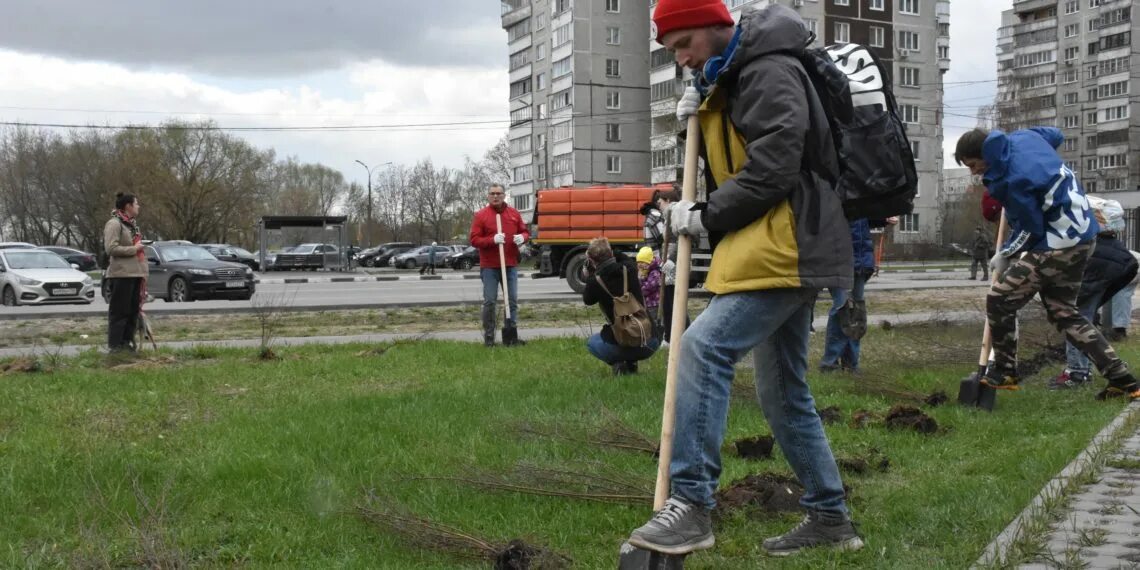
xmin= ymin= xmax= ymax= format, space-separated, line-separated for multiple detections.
xmin=0 ymin=0 xmax=1003 ymax=187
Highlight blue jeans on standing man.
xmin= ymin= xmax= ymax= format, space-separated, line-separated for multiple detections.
xmin=1110 ymin=281 xmax=1136 ymax=332
xmin=820 ymin=271 xmax=868 ymax=371
xmin=670 ymin=288 xmax=849 ymax=517
xmin=481 ymin=267 xmax=518 ymax=341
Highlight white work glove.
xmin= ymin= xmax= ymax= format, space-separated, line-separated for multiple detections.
xmin=669 ymin=199 xmax=706 ymax=237
xmin=513 ymin=234 xmax=525 ymax=246
xmin=493 ymin=233 xmax=506 ymax=245
xmin=676 ymin=86 xmax=700 ymax=123
xmin=989 ymin=252 xmax=1010 ymax=278
xmin=662 ymin=259 xmax=676 ymax=285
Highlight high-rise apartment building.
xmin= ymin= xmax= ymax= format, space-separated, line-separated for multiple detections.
xmin=500 ymin=0 xmax=651 ymax=214
xmin=649 ymin=0 xmax=951 ymax=244
xmin=995 ymin=0 xmax=1137 ymax=206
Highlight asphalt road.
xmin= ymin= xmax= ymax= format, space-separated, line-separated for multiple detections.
xmin=0 ymin=270 xmax=988 ymax=319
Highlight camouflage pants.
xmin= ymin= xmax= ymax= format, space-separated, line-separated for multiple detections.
xmin=987 ymin=243 xmax=1129 ymax=380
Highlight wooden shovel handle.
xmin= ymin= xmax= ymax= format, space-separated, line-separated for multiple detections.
xmin=977 ymin=210 xmax=1009 ymax=366
xmin=654 ymin=115 xmax=700 ymax=510
xmin=496 ymin=213 xmax=511 ymax=320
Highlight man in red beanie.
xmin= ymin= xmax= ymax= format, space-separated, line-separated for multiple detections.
xmin=626 ymin=1 xmax=862 ymax=559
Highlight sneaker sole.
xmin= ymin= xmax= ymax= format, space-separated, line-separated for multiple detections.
xmin=626 ymin=534 xmax=715 ymax=556
xmin=980 ymin=381 xmax=1021 ymax=391
xmin=764 ymin=536 xmax=865 ymax=558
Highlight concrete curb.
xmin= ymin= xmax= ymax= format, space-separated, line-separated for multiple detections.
xmin=92 ymin=272 xmax=539 ymax=288
xmin=973 ymin=401 xmax=1140 ymax=568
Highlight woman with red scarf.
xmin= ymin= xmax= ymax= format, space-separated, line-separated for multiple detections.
xmin=103 ymin=193 xmax=148 ymax=352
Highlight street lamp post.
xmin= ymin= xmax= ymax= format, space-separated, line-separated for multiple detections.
xmin=354 ymin=160 xmax=392 ymax=249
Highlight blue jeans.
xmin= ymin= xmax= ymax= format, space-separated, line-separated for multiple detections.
xmin=670 ymin=288 xmax=848 ymax=517
xmin=820 ymin=272 xmax=868 ymax=370
xmin=481 ymin=267 xmax=518 ymax=339
xmin=586 ymin=333 xmax=660 ymax=365
xmin=1110 ymin=282 xmax=1136 ymax=330
xmin=1065 ymin=292 xmax=1102 ymax=376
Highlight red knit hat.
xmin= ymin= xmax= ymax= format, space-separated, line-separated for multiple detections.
xmin=652 ymin=0 xmax=735 ymax=42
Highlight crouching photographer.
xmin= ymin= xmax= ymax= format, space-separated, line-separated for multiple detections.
xmin=581 ymin=237 xmax=661 ymax=376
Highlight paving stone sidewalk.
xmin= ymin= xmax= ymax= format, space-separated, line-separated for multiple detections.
xmin=1018 ymin=403 xmax=1140 ymax=569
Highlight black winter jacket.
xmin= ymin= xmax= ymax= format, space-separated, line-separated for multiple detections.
xmin=582 ymin=252 xmax=659 ymax=345
xmin=1079 ymin=233 xmax=1139 ymax=308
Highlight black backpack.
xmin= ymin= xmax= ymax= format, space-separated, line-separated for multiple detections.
xmin=795 ymin=40 xmax=918 ymax=221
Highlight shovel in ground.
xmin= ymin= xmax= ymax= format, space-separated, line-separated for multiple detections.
xmin=958 ymin=211 xmax=1007 ymax=411
xmin=619 ymin=115 xmax=702 ymax=570
xmin=496 ymin=213 xmax=520 ymax=346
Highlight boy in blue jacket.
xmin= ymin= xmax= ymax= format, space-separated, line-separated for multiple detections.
xmin=954 ymin=128 xmax=1139 ymax=401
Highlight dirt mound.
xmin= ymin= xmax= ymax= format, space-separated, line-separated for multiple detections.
xmin=924 ymin=391 xmax=949 ymax=407
xmin=494 ymin=539 xmax=568 ymax=570
xmin=733 ymin=435 xmax=774 ymax=461
xmin=885 ymin=405 xmax=938 ymax=434
xmin=816 ymin=405 xmax=842 ymax=425
xmin=1017 ymin=343 xmax=1066 ymax=378
xmin=850 ymin=409 xmax=879 ymax=429
xmin=837 ymin=448 xmax=891 ymax=475
xmin=107 ymin=355 xmax=178 ymax=370
xmin=715 ymin=473 xmax=803 ymax=515
xmin=1 ymin=358 xmax=43 ymax=374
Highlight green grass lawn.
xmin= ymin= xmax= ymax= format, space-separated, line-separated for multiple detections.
xmin=0 ymin=324 xmax=1132 ymax=568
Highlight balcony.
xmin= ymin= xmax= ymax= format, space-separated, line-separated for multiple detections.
xmin=501 ymin=2 xmax=531 ymax=29
xmin=1013 ymin=0 xmax=1057 ymax=15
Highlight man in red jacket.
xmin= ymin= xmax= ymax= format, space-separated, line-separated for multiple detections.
xmin=470 ymin=184 xmax=530 ymax=346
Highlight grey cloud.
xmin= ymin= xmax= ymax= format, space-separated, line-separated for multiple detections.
xmin=0 ymin=0 xmax=506 ymax=75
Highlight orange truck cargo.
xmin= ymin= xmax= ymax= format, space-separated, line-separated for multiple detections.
xmin=530 ymin=184 xmax=709 ymax=293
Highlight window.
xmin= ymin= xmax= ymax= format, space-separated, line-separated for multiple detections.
xmin=651 ymin=79 xmax=676 ymax=102
xmin=1097 ymin=80 xmax=1129 ymax=99
xmin=1063 ymin=139 xmax=1078 ymax=152
xmin=551 ymin=89 xmax=571 ymax=110
xmin=1087 ymin=111 xmax=1098 ymax=125
xmin=1098 ymin=7 xmax=1132 ymax=29
xmin=1088 ymin=0 xmax=1100 ymax=7
xmin=606 ymin=91 xmax=620 ymax=110
xmin=1018 ymin=72 xmax=1055 ymax=89
xmin=900 ymin=104 xmax=920 ymax=124
xmin=509 ymin=50 xmax=529 ymax=71
xmin=1099 ymin=154 xmax=1128 ymax=169
xmin=536 ymin=103 xmax=547 ymax=119
xmin=1085 ymin=181 xmax=1098 ymax=193
xmin=605 ymin=123 xmax=621 ymax=142
xmin=1087 ymin=88 xmax=1098 ymax=102
xmin=554 ymin=0 xmax=570 ymax=15
xmin=552 ymin=153 xmax=572 ymax=175
xmin=1064 ymin=0 xmax=1078 ymax=14
xmin=899 ymin=0 xmax=919 ymax=15
xmin=509 ymin=136 xmax=531 ymax=156
xmin=535 ymin=72 xmax=547 ymax=91
xmin=606 ymin=0 xmax=619 ymax=12
xmin=870 ymin=26 xmax=884 ymax=48
xmin=1088 ymin=19 xmax=1099 ymax=33
xmin=1099 ymin=56 xmax=1131 ymax=76
xmin=652 ymin=148 xmax=676 ymax=169
xmin=605 ymin=58 xmax=620 ymax=77
xmin=535 ymin=11 xmax=546 ymax=30
xmin=938 ymin=23 xmax=949 ymax=38
xmin=553 ymin=23 xmax=571 ymax=47
xmin=1099 ymin=31 xmax=1131 ymax=51
xmin=507 ymin=20 xmax=530 ymax=42
xmin=1104 ymin=178 xmax=1125 ymax=192
xmin=535 ymin=163 xmax=545 ymax=181
xmin=1102 ymin=105 xmax=1129 ymax=122
xmin=899 ymin=67 xmax=920 ymax=87
xmin=1015 ymin=49 xmax=1054 ymax=67
xmin=897 ymin=30 xmax=920 ymax=51
xmin=552 ymin=121 xmax=571 ymax=141
xmin=1063 ymin=92 xmax=1078 ymax=106
xmin=606 ymin=27 xmax=621 ymax=45
xmin=835 ymin=0 xmax=849 ymax=6
xmin=1086 ymin=135 xmax=1097 ymax=149
xmin=805 ymin=19 xmax=819 ymax=39
xmin=534 ymin=133 xmax=546 ymax=149
xmin=870 ymin=0 xmax=884 ymax=10
xmin=1086 ymin=158 xmax=1098 ymax=171
xmin=835 ymin=22 xmax=850 ymax=44
xmin=509 ymin=78 xmax=532 ymax=99
xmin=512 ymin=165 xmax=532 ymax=183
xmin=1064 ymin=24 xmax=1079 ymax=38
xmin=513 ymin=193 xmax=533 ymax=211
xmin=1063 ymin=69 xmax=1078 ymax=83
xmin=938 ymin=45 xmax=949 ymax=60
xmin=1064 ymin=160 xmax=1078 ymax=171
xmin=651 ymin=47 xmax=675 ymax=68
xmin=1064 ymin=46 xmax=1080 ymax=61
xmin=899 ymin=213 xmax=920 ymax=233
xmin=910 ymin=140 xmax=920 ymax=161
xmin=535 ymin=44 xmax=546 ymax=61
xmin=1086 ymin=64 xmax=1098 ymax=79
xmin=606 ymin=155 xmax=622 ymax=174
xmin=552 ymin=56 xmax=572 ymax=78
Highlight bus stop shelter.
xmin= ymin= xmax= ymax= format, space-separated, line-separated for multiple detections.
xmin=257 ymin=215 xmax=348 ymax=271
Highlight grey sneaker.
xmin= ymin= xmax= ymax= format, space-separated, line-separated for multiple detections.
xmin=627 ymin=497 xmax=714 ymax=555
xmin=762 ymin=511 xmax=864 ymax=557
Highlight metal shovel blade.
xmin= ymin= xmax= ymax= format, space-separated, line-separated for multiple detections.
xmin=501 ymin=324 xmax=519 ymax=346
xmin=957 ymin=365 xmax=996 ymax=412
xmin=618 ymin=541 xmax=685 ymax=570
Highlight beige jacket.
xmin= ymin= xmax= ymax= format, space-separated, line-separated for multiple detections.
xmin=103 ymin=217 xmax=148 ymax=278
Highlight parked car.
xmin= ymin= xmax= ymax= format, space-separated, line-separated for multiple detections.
xmin=0 ymin=248 xmax=95 ymax=306
xmin=390 ymin=245 xmax=461 ymax=269
xmin=373 ymin=245 xmax=416 ymax=268
xmin=0 ymin=242 xmax=36 ymax=250
xmin=445 ymin=246 xmax=479 ymax=271
xmin=199 ymin=243 xmax=260 ymax=271
xmin=357 ymin=242 xmax=415 ymax=267
xmin=39 ymin=246 xmax=98 ymax=271
xmin=272 ymin=243 xmax=339 ymax=270
xmin=102 ymin=242 xmax=254 ymax=303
